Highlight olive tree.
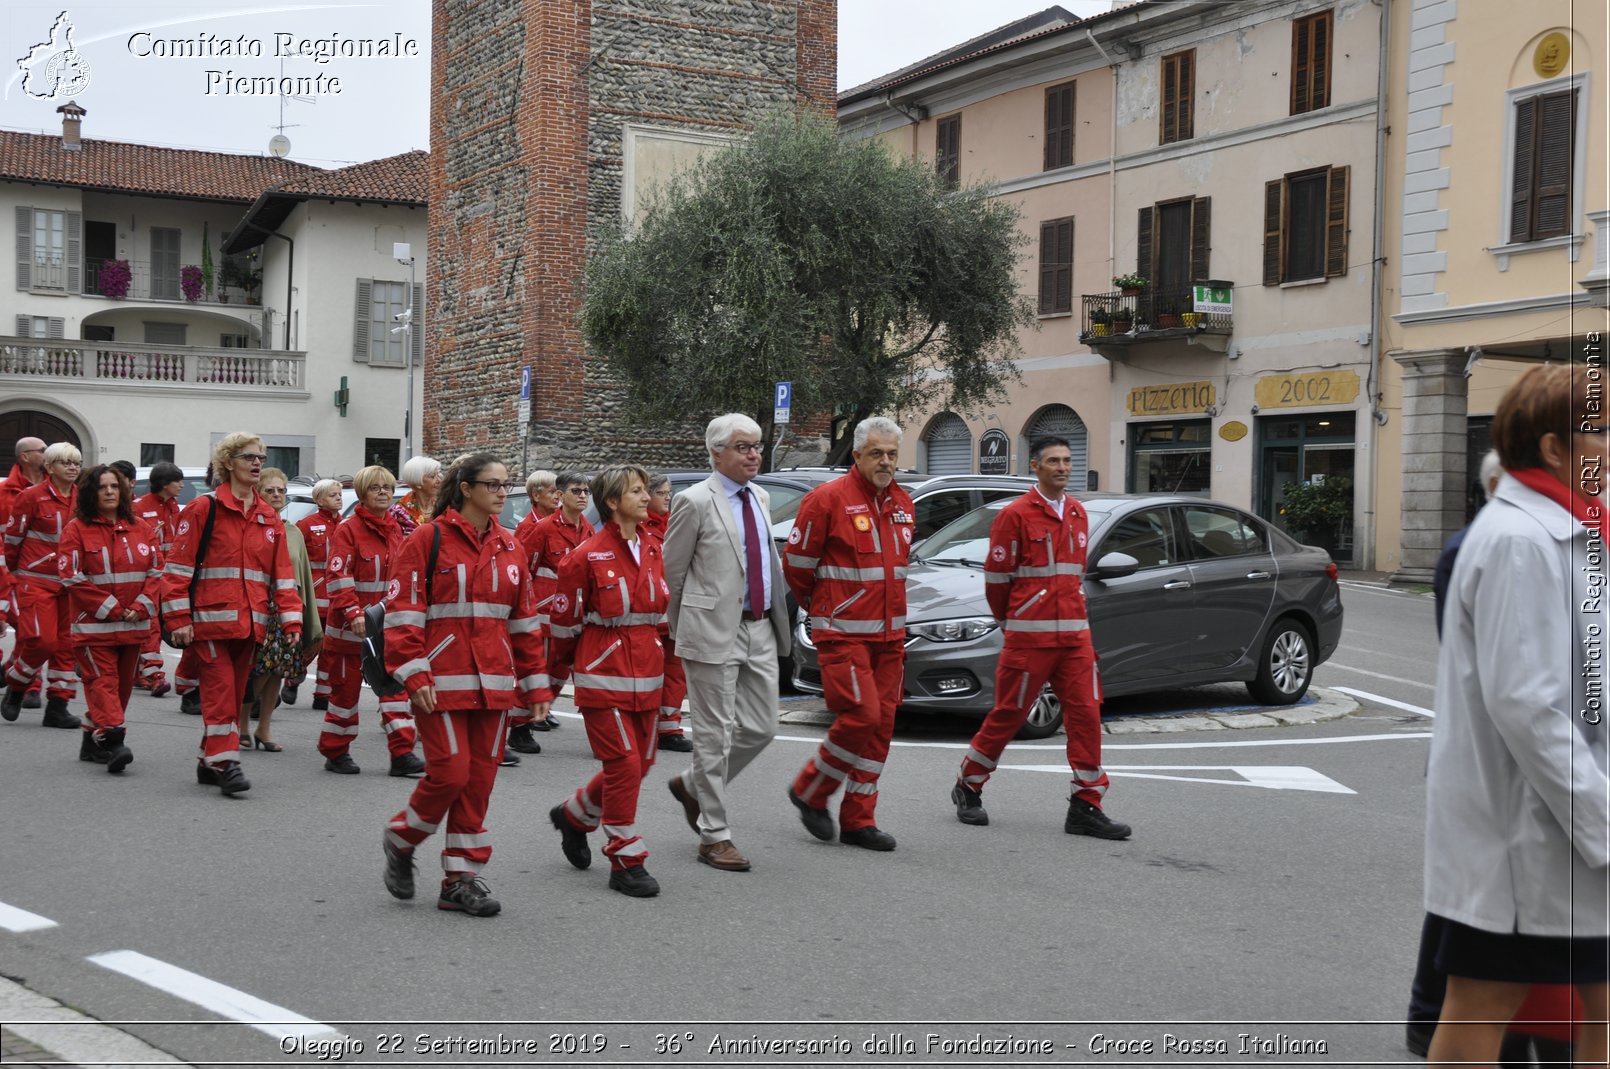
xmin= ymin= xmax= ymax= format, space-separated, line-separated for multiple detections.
xmin=581 ymin=110 xmax=1033 ymax=465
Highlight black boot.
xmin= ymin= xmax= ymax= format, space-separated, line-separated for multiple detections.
xmin=212 ymin=760 xmax=251 ymax=795
xmin=1064 ymin=797 xmax=1132 ymax=840
xmin=80 ymin=728 xmax=110 ymax=764
xmin=100 ymin=727 xmax=133 ymax=774
xmin=311 ymin=696 xmax=328 ymax=711
xmin=42 ymin=698 xmax=81 ymax=729
xmin=1 ymin=687 xmax=23 ymax=722
xmin=179 ymin=690 xmax=201 ymax=715
xmin=506 ymin=723 xmax=542 ymax=754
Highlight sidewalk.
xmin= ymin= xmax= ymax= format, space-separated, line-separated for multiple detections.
xmin=0 ymin=978 xmax=189 ymax=1069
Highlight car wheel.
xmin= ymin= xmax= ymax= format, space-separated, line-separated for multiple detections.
xmin=1016 ymin=685 xmax=1063 ymax=739
xmin=1246 ymin=616 xmax=1314 ymax=705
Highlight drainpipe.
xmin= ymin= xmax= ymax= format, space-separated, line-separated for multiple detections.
xmin=1362 ymin=0 xmax=1391 ymax=572
xmin=882 ymin=94 xmax=927 ymax=159
xmin=1085 ymin=29 xmax=1121 ymax=276
xmin=236 ymin=219 xmax=295 ymax=350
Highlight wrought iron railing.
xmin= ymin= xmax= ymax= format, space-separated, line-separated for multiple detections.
xmin=0 ymin=336 xmax=304 ymax=391
xmin=1080 ymin=286 xmax=1233 ymax=341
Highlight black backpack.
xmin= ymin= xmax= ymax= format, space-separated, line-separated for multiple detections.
xmin=360 ymin=522 xmax=440 ymax=697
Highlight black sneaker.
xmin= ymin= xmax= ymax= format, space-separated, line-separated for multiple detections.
xmin=1 ymin=688 xmax=22 ymax=721
xmin=548 ymin=804 xmax=592 ymax=870
xmin=383 ymin=837 xmax=416 ymax=900
xmin=42 ymin=698 xmax=81 ymax=729
xmin=506 ymin=724 xmax=542 ymax=754
xmin=531 ymin=717 xmax=554 ymax=732
xmin=499 ymin=751 xmax=521 ymax=767
xmin=213 ymin=761 xmax=251 ymax=795
xmin=311 ymin=696 xmax=328 ymax=711
xmin=839 ymin=825 xmax=897 ymax=851
xmin=952 ymin=783 xmax=989 ymax=826
xmin=437 ymin=876 xmax=501 ymax=917
xmin=658 ymin=733 xmax=693 ymax=753
xmin=1064 ymin=797 xmax=1131 ymax=840
xmin=280 ymin=684 xmax=298 ymax=706
xmin=787 ymin=787 xmax=835 ymax=841
xmin=21 ymin=690 xmax=41 ymax=710
xmin=388 ymin=753 xmax=426 ymax=777
xmin=179 ymin=691 xmax=201 ymax=716
xmin=608 ymin=865 xmax=661 ymax=898
xmin=324 ymin=754 xmax=361 ymax=775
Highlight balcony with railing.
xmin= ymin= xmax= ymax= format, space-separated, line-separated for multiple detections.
xmin=0 ymin=336 xmax=306 ymax=397
xmin=31 ymin=258 xmax=264 ymax=307
xmin=1080 ymin=285 xmax=1234 ymax=351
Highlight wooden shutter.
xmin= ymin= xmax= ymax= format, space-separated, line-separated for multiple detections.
xmin=1292 ymin=10 xmax=1332 ymax=115
xmin=1263 ymin=180 xmax=1284 ymax=286
xmin=1136 ymin=206 xmax=1154 ymax=285
xmin=1534 ymin=89 xmax=1577 ymax=239
xmin=1044 ymin=83 xmax=1074 ymax=170
xmin=937 ymin=115 xmax=960 ymax=188
xmin=15 ymin=315 xmax=30 ymax=336
xmin=1190 ymin=197 xmax=1211 ymax=282
xmin=64 ymin=211 xmax=81 ymax=294
xmin=1509 ymin=95 xmax=1537 ymax=242
xmin=15 ymin=206 xmax=31 ymax=291
xmin=1161 ymin=51 xmax=1194 ymax=144
xmin=353 ymin=278 xmax=372 ymax=362
xmin=411 ymin=282 xmax=424 ymax=365
xmin=1325 ymin=165 xmax=1350 ymax=277
xmin=46 ymin=317 xmax=64 ymax=339
xmin=1054 ymin=219 xmax=1073 ymax=313
xmin=1038 ymin=219 xmax=1072 ymax=314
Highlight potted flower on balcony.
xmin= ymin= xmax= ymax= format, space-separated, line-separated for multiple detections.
xmin=98 ymin=259 xmax=132 ymax=300
xmin=1112 ymin=273 xmax=1148 ymax=296
xmin=180 ymin=265 xmax=205 ymax=303
xmin=1155 ymin=299 xmax=1182 ymax=329
xmin=1088 ymin=308 xmax=1113 ymax=337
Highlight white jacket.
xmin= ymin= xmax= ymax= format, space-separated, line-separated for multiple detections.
xmin=1425 ymin=474 xmax=1608 ymax=936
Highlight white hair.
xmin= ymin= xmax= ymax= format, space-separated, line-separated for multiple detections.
xmin=704 ymin=413 xmax=763 ymax=469
xmin=525 ymin=469 xmax=557 ymax=495
xmin=398 ymin=455 xmax=441 ymax=487
xmin=853 ymin=416 xmax=903 ymax=451
xmin=1479 ymin=448 xmax=1502 ymax=499
xmin=311 ymin=478 xmax=343 ymax=500
xmin=42 ymin=442 xmax=82 ymax=467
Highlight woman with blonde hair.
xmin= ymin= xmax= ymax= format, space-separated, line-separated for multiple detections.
xmin=162 ymin=433 xmax=302 ymax=796
xmin=391 ymin=455 xmax=443 ymax=535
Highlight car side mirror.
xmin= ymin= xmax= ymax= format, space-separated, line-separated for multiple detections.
xmin=1090 ymin=551 xmax=1140 ymax=580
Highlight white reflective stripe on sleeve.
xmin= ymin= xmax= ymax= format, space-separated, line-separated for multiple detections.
xmin=433 ymin=674 xmax=517 ymax=691
xmin=134 ymin=594 xmax=156 ymax=615
xmin=518 ymin=673 xmax=550 ymax=691
xmin=193 ymin=609 xmax=237 ymax=623
xmin=87 ymin=571 xmax=150 ymax=585
xmin=164 ymin=562 xmax=194 ymax=578
xmin=94 ymin=594 xmax=120 ymax=620
xmin=354 ymin=580 xmax=388 ymax=593
xmin=535 ymin=566 xmax=558 ymax=580
xmin=548 ymin=623 xmax=581 ymax=639
xmin=275 ymin=578 xmax=297 ymax=591
xmin=326 ymin=577 xmax=356 ymax=593
xmin=785 ymin=553 xmax=819 ymax=569
xmin=508 ymin=616 xmax=542 ymax=634
xmin=426 ymin=602 xmax=512 ymax=620
xmin=984 ymin=572 xmax=1011 ymax=584
xmin=197 ymin=567 xmax=241 ymax=581
xmin=251 ymin=611 xmax=272 ymax=627
xmin=394 ymin=659 xmax=431 ymax=682
xmin=817 ymin=565 xmax=883 ymax=581
xmin=1003 ymin=618 xmax=1091 ymax=632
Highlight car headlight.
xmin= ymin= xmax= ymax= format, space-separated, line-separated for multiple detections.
xmin=907 ymin=618 xmax=999 ymax=643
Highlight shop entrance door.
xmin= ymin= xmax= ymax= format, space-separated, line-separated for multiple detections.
xmin=1257 ymin=411 xmax=1356 ymax=563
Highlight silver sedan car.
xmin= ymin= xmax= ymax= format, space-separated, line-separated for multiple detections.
xmin=791 ymin=493 xmax=1344 ymax=738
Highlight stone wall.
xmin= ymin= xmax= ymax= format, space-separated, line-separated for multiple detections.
xmin=429 ymin=0 xmax=837 ymax=473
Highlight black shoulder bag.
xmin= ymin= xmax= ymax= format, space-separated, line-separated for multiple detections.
xmin=161 ymin=495 xmax=217 ymax=648
xmin=360 ymin=522 xmax=440 ymax=696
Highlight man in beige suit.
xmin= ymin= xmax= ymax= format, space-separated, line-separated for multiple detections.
xmin=662 ymin=413 xmax=791 ymax=872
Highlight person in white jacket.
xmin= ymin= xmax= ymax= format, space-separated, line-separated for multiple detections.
xmin=1424 ymin=362 xmax=1608 ymax=1065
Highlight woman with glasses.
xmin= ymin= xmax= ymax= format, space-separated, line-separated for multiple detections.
xmin=548 ymin=464 xmax=670 ymax=898
xmin=392 ymin=455 xmax=443 ymax=535
xmin=237 ymin=469 xmax=323 ymax=752
xmin=2 ymin=442 xmax=85 ymax=728
xmin=162 ymin=434 xmax=302 ymax=796
xmin=56 ymin=465 xmax=161 ymax=773
xmin=382 ymin=454 xmax=551 ymax=917
xmin=320 ymin=465 xmax=423 ymax=778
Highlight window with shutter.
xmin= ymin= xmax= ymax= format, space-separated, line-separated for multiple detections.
xmin=1509 ymin=87 xmax=1578 ymax=243
xmin=353 ymin=278 xmax=372 ymax=362
xmin=1263 ymin=165 xmax=1349 ymax=285
xmin=1038 ymin=218 xmax=1074 ymax=315
xmin=1291 ymin=10 xmax=1333 ymax=116
xmin=1044 ymin=82 xmax=1075 ymax=170
xmin=1137 ymin=198 xmax=1208 ymax=300
xmin=936 ymin=115 xmax=960 ymax=189
xmin=1160 ymin=51 xmax=1195 ymax=145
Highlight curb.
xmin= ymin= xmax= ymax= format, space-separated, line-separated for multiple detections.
xmin=0 ymin=977 xmax=189 ymax=1068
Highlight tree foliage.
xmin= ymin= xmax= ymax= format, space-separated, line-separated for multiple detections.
xmin=581 ymin=110 xmax=1033 ymax=464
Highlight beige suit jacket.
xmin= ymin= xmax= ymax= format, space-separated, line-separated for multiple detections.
xmin=663 ymin=473 xmax=791 ymax=664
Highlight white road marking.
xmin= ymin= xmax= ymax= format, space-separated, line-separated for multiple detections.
xmin=1322 ymin=662 xmax=1435 ymax=689
xmin=87 ymin=950 xmax=341 ymax=1042
xmin=998 ymin=763 xmax=1355 ymax=794
xmin=774 ymin=730 xmax=1430 ymax=751
xmin=1339 ymin=582 xmax=1427 ymax=600
xmin=1331 ymin=686 xmax=1436 ymax=718
xmin=0 ymin=901 xmax=57 ymax=932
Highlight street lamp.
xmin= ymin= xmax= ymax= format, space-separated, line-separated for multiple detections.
xmin=392 ymin=242 xmax=416 ymax=463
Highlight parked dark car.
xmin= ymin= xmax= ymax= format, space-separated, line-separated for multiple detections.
xmin=768 ymin=469 xmax=1034 ymax=547
xmin=790 ymin=493 xmax=1344 ymax=738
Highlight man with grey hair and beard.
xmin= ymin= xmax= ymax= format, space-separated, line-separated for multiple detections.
xmin=661 ymin=413 xmax=792 ymax=872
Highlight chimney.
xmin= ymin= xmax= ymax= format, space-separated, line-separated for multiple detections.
xmin=57 ymin=100 xmax=86 ymax=151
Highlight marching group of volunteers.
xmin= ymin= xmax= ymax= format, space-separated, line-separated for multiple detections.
xmin=0 ymin=413 xmax=1126 ymax=916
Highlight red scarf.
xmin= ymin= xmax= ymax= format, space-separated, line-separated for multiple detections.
xmin=1509 ymin=466 xmax=1605 ymax=540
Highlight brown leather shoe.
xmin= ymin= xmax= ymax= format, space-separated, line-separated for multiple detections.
xmin=697 ymin=839 xmax=751 ymax=872
xmin=667 ymin=774 xmax=700 ymax=833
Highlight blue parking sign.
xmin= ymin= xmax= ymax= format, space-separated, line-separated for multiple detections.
xmin=774 ymin=381 xmax=792 ymax=425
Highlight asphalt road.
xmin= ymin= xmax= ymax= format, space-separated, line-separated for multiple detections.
xmin=0 ymin=585 xmax=1443 ymax=1067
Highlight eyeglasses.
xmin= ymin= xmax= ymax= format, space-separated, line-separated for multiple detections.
xmin=233 ymin=452 xmax=268 ymax=464
xmin=564 ymin=486 xmax=590 ymax=496
xmin=728 ymin=441 xmax=763 ymax=455
xmin=57 ymin=460 xmax=82 ymax=468
xmin=470 ymin=480 xmax=516 ymax=493
xmin=367 ymin=485 xmax=397 ymax=494
xmin=260 ymin=486 xmax=288 ymax=495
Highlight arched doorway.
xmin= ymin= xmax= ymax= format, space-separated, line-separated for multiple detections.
xmin=0 ymin=409 xmax=83 ymax=472
xmin=920 ymin=412 xmax=972 ymax=475
xmin=1019 ymin=404 xmax=1089 ymax=491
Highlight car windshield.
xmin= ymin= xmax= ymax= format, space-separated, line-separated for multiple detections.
xmin=912 ymin=504 xmax=1003 ymax=566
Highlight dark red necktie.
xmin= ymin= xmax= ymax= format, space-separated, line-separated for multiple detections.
xmin=738 ymin=485 xmax=765 ymax=615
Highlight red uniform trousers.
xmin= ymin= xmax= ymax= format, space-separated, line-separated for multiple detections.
xmin=317 ymin=652 xmax=416 ymax=760
xmin=5 ymin=582 xmax=77 ymax=701
xmin=137 ymin=630 xmax=165 ymax=687
xmin=75 ymin=645 xmax=138 ymax=734
xmin=562 ymin=707 xmax=659 ymax=869
xmin=791 ymin=639 xmax=905 ymax=831
xmin=311 ymin=654 xmax=331 ymax=703
xmin=958 ymin=641 xmax=1109 ymax=805
xmin=174 ymin=647 xmax=200 ymax=695
xmin=385 ymin=709 xmax=507 ymax=876
xmin=193 ymin=638 xmax=255 ymax=767
xmin=657 ymin=640 xmax=687 ymax=739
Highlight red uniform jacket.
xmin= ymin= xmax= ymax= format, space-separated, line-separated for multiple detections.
xmin=383 ymin=509 xmax=551 ymax=711
xmin=0 ymin=464 xmax=40 ymax=540
xmin=783 ymin=468 xmax=914 ymax=643
xmin=56 ymin=515 xmax=162 ymax=645
xmin=132 ymin=492 xmax=182 ymax=555
xmin=5 ymin=479 xmax=76 ymax=589
xmin=161 ymin=489 xmax=302 ymax=643
xmin=548 ymin=521 xmax=668 ymax=713
xmin=640 ymin=510 xmax=672 ymax=636
xmin=983 ymin=488 xmax=1092 ymax=648
xmin=296 ymin=506 xmax=342 ymax=616
xmin=525 ymin=510 xmax=595 ymax=632
xmin=323 ymin=507 xmax=404 ymax=656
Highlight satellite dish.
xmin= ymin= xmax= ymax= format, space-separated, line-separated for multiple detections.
xmin=268 ymin=134 xmax=291 ymax=158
